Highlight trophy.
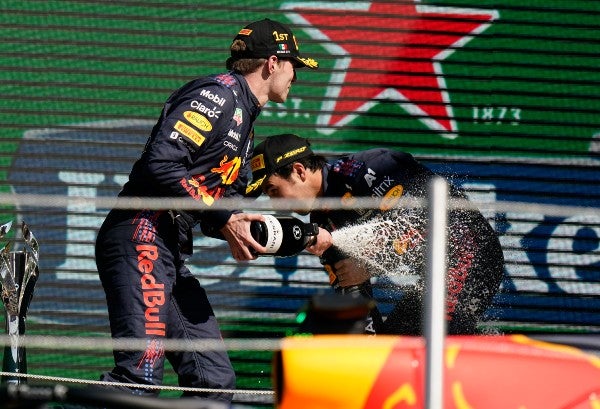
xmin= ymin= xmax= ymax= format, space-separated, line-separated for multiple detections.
xmin=0 ymin=221 xmax=40 ymax=384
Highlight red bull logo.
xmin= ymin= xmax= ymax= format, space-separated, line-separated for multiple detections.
xmin=136 ymin=244 xmax=166 ymax=337
xmin=211 ymin=155 xmax=241 ymax=185
xmin=180 ymin=175 xmax=216 ymax=206
xmin=179 ymin=155 xmax=241 ymax=207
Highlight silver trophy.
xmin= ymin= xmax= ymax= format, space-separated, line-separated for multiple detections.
xmin=0 ymin=221 xmax=40 ymax=384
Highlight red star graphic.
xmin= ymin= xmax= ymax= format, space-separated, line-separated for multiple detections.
xmin=283 ymin=1 xmax=498 ymax=138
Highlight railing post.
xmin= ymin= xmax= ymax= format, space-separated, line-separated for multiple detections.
xmin=424 ymin=176 xmax=448 ymax=409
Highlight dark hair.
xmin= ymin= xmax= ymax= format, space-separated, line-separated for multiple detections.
xmin=273 ymin=154 xmax=327 ymax=178
xmin=226 ymin=57 xmax=266 ymax=73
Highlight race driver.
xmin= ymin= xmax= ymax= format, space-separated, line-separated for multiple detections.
xmin=95 ymin=20 xmax=318 ymax=403
xmin=247 ymin=134 xmax=504 ymax=335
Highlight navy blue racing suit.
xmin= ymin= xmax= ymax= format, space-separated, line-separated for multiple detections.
xmin=313 ymin=149 xmax=504 ymax=335
xmin=95 ymin=72 xmax=260 ymax=402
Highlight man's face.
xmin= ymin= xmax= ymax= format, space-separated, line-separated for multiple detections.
xmin=268 ymin=59 xmax=297 ymax=103
xmin=262 ymin=172 xmax=317 ymax=215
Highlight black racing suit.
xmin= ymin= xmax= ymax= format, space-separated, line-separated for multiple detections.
xmin=95 ymin=72 xmax=260 ymax=402
xmin=312 ymin=149 xmax=504 ymax=335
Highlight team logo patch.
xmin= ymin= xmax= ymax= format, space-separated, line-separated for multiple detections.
xmin=211 ymin=155 xmax=242 ymax=185
xmin=183 ymin=111 xmax=212 ymax=132
xmin=238 ymin=28 xmax=252 ymax=35
xmin=174 ymin=120 xmax=205 ymax=147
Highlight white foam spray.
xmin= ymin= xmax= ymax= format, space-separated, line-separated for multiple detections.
xmin=329 ymin=209 xmax=428 ymax=277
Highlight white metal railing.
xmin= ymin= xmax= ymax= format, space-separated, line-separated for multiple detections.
xmin=424 ymin=176 xmax=449 ymax=409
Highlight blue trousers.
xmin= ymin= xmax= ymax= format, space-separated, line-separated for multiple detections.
xmin=95 ymin=209 xmax=235 ymax=402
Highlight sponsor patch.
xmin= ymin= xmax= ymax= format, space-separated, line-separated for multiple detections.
xmin=135 ymin=243 xmax=166 ymax=337
xmin=227 ymin=128 xmax=241 ymax=141
xmin=379 ymin=184 xmax=404 ymax=210
xmin=275 ymin=146 xmax=308 ymax=164
xmin=190 ymin=100 xmax=221 ymax=119
xmin=199 ymin=89 xmax=226 ymax=106
xmin=174 ymin=120 xmax=205 ymax=147
xmin=233 ymin=108 xmax=243 ymax=126
xmin=223 ymin=140 xmax=238 ymax=151
xmin=251 ymin=154 xmax=265 ymax=172
xmin=183 ymin=111 xmax=212 ymax=132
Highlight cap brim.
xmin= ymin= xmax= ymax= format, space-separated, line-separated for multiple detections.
xmin=293 ymin=56 xmax=319 ymax=69
xmin=245 ymin=174 xmax=266 ymax=198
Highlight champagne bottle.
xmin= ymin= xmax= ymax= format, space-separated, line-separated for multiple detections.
xmin=250 ymin=215 xmax=319 ymax=257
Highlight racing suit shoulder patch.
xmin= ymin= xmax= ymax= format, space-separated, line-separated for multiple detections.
xmin=174 ymin=120 xmax=205 ymax=147
xmin=183 ymin=111 xmax=212 ymax=132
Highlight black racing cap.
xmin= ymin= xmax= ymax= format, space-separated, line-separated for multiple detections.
xmin=231 ymin=18 xmax=318 ymax=69
xmin=246 ymin=134 xmax=314 ymax=196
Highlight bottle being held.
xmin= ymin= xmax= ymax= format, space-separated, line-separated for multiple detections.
xmin=250 ymin=215 xmax=319 ymax=257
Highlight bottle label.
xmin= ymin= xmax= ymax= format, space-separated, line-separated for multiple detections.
xmin=263 ymin=215 xmax=283 ymax=253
